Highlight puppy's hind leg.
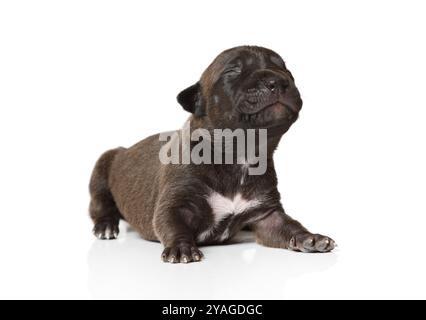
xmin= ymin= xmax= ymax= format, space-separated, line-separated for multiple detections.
xmin=89 ymin=148 xmax=124 ymax=240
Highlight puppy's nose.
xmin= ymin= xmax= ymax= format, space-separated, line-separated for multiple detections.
xmin=265 ymin=79 xmax=277 ymax=92
xmin=262 ymin=76 xmax=289 ymax=93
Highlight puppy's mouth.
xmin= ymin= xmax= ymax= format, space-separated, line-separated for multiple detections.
xmin=239 ymin=99 xmax=299 ymax=125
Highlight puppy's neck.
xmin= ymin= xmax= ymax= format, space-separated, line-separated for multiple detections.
xmin=186 ymin=116 xmax=286 ymax=159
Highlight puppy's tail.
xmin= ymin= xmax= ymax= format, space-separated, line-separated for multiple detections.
xmin=89 ymin=147 xmax=125 ymax=239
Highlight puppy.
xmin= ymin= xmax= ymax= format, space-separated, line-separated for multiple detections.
xmin=89 ymin=46 xmax=335 ymax=263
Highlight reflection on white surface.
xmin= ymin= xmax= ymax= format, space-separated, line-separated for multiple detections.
xmin=87 ymin=223 xmax=337 ymax=299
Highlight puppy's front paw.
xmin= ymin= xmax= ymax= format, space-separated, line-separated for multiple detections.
xmin=288 ymin=233 xmax=336 ymax=253
xmin=161 ymin=245 xmax=204 ymax=263
xmin=93 ymin=220 xmax=119 ymax=240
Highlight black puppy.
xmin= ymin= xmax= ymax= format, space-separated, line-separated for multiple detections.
xmin=89 ymin=46 xmax=335 ymax=263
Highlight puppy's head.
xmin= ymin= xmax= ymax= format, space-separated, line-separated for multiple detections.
xmin=177 ymin=46 xmax=303 ymax=132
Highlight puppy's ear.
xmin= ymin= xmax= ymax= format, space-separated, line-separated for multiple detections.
xmin=177 ymin=82 xmax=205 ymax=117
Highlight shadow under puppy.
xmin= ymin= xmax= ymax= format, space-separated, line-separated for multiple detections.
xmin=89 ymin=46 xmax=336 ymax=263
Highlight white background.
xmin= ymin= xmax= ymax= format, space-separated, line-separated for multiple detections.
xmin=1 ymin=0 xmax=425 ymax=299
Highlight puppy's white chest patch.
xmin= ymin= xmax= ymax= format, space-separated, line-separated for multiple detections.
xmin=197 ymin=192 xmax=262 ymax=243
xmin=207 ymin=192 xmax=260 ymax=220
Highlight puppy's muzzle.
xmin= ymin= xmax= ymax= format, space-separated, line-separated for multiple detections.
xmin=240 ymin=73 xmax=296 ymax=115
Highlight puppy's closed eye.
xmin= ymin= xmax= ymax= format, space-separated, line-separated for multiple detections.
xmin=223 ymin=67 xmax=242 ymax=77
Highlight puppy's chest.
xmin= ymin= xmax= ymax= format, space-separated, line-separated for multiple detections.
xmin=196 ymin=190 xmax=264 ymax=243
xmin=208 ymin=191 xmax=261 ymax=218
